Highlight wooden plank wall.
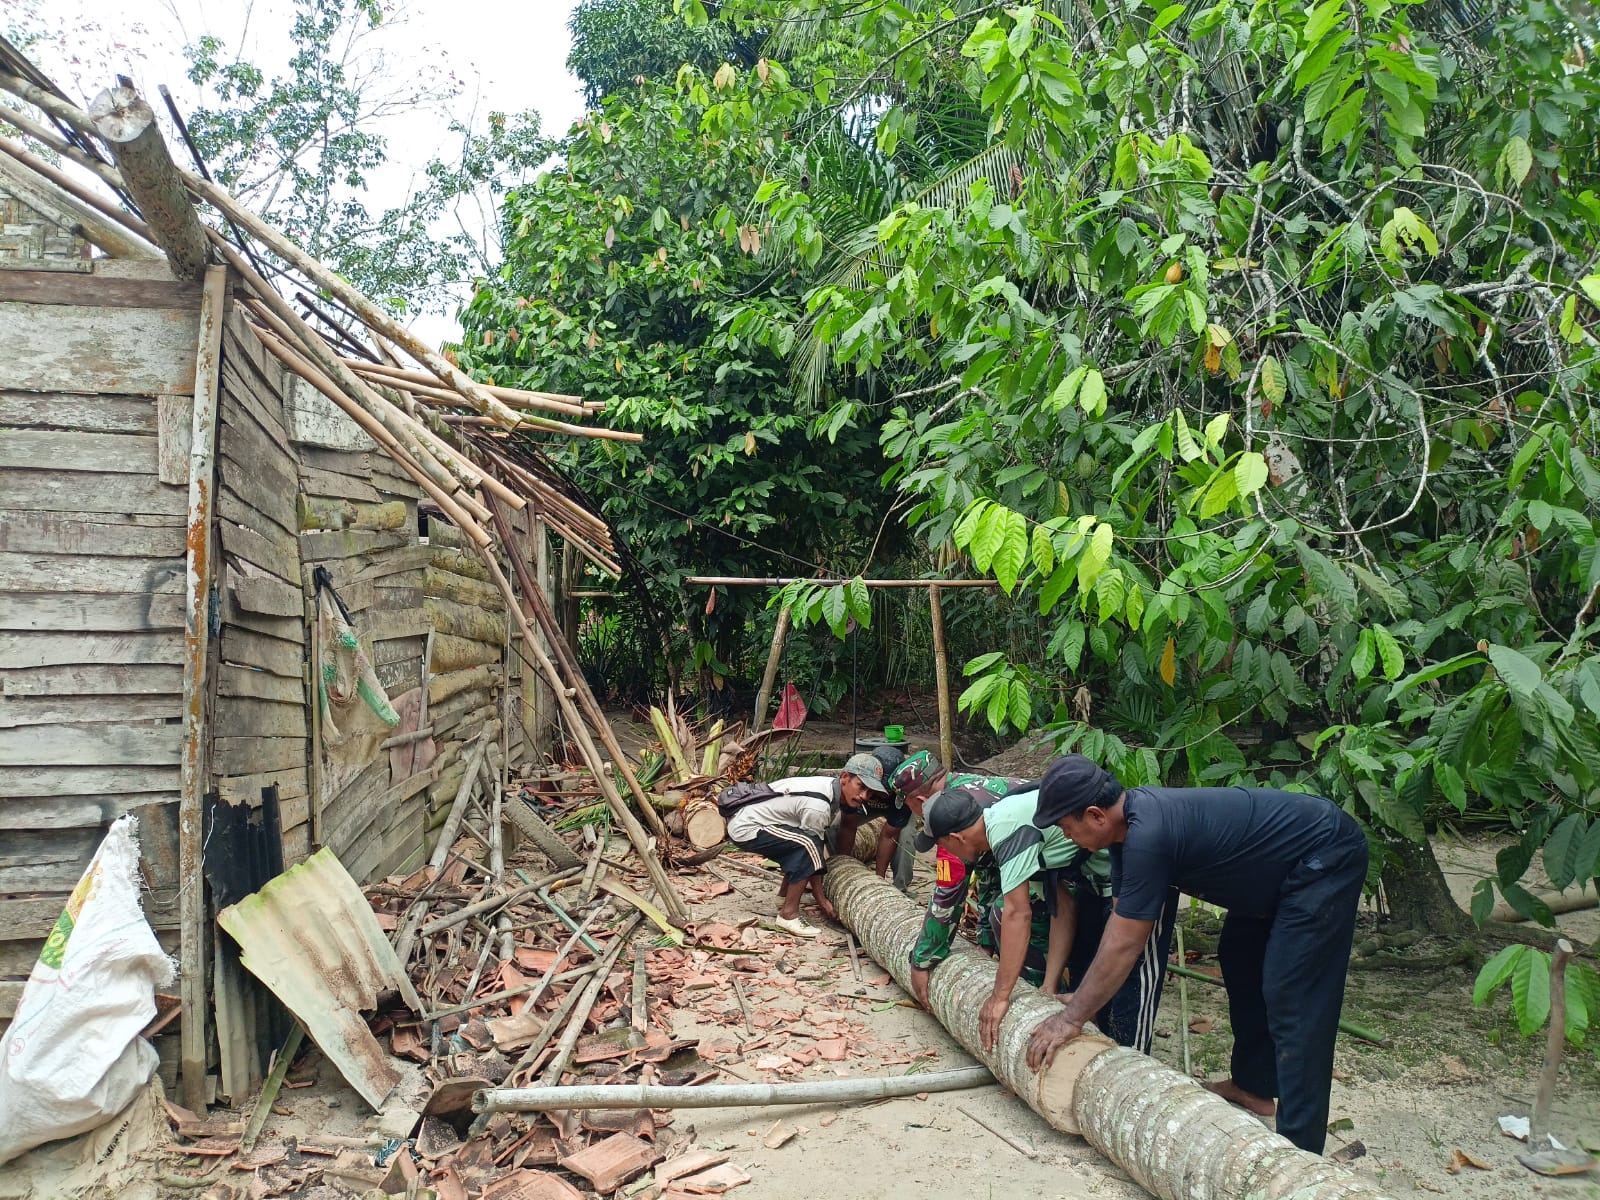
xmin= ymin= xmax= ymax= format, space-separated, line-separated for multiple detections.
xmin=0 ymin=266 xmax=198 ymax=1021
xmin=211 ymin=314 xmax=313 ymax=863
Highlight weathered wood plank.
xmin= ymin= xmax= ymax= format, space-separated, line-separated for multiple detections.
xmin=0 ymin=791 xmax=179 ymax=831
xmin=0 ymin=553 xmax=184 ymax=596
xmin=299 ymin=529 xmax=413 ymax=563
xmin=214 ymin=696 xmax=307 ymax=739
xmin=298 ymin=465 xmax=381 ymax=503
xmin=374 ymin=655 xmax=421 ymax=695
xmin=0 ymin=591 xmax=183 ymax=632
xmin=370 ymin=586 xmax=424 ymax=613
xmin=1 ymin=468 xmax=186 ymax=516
xmin=217 ymin=455 xmax=298 ymax=533
xmin=219 ymin=626 xmax=304 ymax=678
xmin=0 ymin=663 xmax=182 ymax=697
xmin=0 ymin=721 xmax=183 ymax=766
xmin=218 ymin=595 xmax=304 ymax=643
xmin=217 ymin=664 xmax=304 ymax=704
xmin=212 ymin=735 xmax=306 ymax=775
xmin=296 ymin=445 xmax=371 ymax=478
xmin=0 ymin=827 xmax=103 ymax=891
xmin=219 ymin=405 xmax=299 ymax=495
xmin=0 ymin=764 xmax=179 ymax=797
xmin=0 ymin=631 xmax=182 ymax=668
xmin=215 ymin=766 xmax=308 ymax=807
xmin=230 ymin=572 xmax=302 ymax=617
xmin=0 ymin=511 xmax=184 ymax=557
xmin=372 ymin=633 xmax=424 ymax=667
xmin=156 ymin=394 xmax=192 ymax=485
xmin=0 ymin=271 xmax=204 ymax=310
xmin=0 ymin=430 xmax=158 ymax=474
xmin=359 ymin=611 xmax=431 ymax=642
xmin=1 ymin=982 xmax=25 ymax=1020
xmin=219 ymin=517 xmax=302 ymax=585
xmin=0 ymin=694 xmax=181 ymax=728
xmin=217 ymin=485 xmax=296 ymax=543
xmin=0 ymin=391 xmax=159 ymax=434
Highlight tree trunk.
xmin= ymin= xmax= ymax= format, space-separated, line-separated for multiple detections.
xmin=683 ymin=798 xmax=726 ymax=849
xmin=1381 ymin=837 xmax=1472 ymax=938
xmin=825 ymin=861 xmax=1400 ymax=1200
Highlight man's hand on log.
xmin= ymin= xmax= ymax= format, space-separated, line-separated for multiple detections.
xmin=909 ymin=966 xmax=932 ymax=1009
xmin=979 ymin=992 xmax=1010 ymax=1051
xmin=1026 ymin=1010 xmax=1083 ymax=1069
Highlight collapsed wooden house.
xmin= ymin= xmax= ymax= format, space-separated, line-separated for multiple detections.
xmin=0 ymin=48 xmax=677 ymax=1111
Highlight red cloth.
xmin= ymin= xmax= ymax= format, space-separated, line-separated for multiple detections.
xmin=772 ymin=682 xmax=809 ymax=730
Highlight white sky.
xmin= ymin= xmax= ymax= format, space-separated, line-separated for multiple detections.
xmin=8 ymin=0 xmax=587 ymax=345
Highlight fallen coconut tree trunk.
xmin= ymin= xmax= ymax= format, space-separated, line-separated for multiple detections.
xmin=473 ymin=1064 xmax=993 ymax=1113
xmin=824 ymin=860 xmax=1399 ymax=1200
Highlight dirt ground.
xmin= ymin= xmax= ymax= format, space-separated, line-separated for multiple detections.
xmin=6 ymin=718 xmax=1598 ymax=1199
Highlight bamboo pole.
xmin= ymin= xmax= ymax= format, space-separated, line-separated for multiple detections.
xmin=539 ymin=913 xmax=643 ymax=1085
xmin=86 ymin=85 xmax=210 ymax=280
xmin=826 ymin=861 xmax=1400 ymax=1200
xmin=474 ymin=540 xmax=688 ymax=925
xmin=685 ymin=577 xmax=1002 ymax=588
xmin=475 ymin=1065 xmax=995 ymax=1113
xmin=929 ymin=584 xmax=955 ymax=772
xmin=395 ymin=735 xmax=491 ymax=962
xmin=751 ymin=604 xmax=790 ymax=735
xmin=486 ymin=498 xmax=671 ymax=849
xmin=176 ymin=265 xmax=228 ymax=1111
xmin=342 ymin=358 xmax=591 ymax=417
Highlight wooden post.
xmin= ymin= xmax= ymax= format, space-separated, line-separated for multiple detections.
xmin=178 ymin=265 xmax=228 ymax=1110
xmin=751 ymin=604 xmax=791 ymax=735
xmin=826 ymin=861 xmax=1400 ymax=1200
xmin=560 ymin=541 xmax=580 ymax=668
xmin=1531 ymin=938 xmax=1575 ymax=1146
xmin=86 ymin=85 xmax=210 ymax=281
xmin=526 ymin=515 xmax=550 ymax=753
xmin=929 ymin=584 xmax=955 ymax=771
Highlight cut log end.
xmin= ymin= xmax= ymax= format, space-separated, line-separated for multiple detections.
xmin=683 ymin=801 xmax=726 ymax=850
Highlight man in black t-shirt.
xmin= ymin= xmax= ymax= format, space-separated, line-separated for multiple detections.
xmin=1022 ymin=755 xmax=1368 ymax=1156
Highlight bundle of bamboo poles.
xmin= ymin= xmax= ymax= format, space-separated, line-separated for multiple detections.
xmin=0 ymin=71 xmax=688 ymax=927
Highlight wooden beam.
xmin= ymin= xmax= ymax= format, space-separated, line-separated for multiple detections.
xmin=0 ymin=136 xmax=161 ymax=258
xmin=86 ymin=86 xmax=210 ymax=280
xmin=177 ymin=264 xmax=227 ymax=1110
xmin=751 ymin=604 xmax=790 ymax=736
xmin=684 ymin=576 xmax=1001 ymax=588
xmin=929 ymin=584 xmax=955 ymax=771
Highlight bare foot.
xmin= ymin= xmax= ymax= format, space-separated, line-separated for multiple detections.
xmin=1203 ymin=1078 xmax=1277 ymax=1118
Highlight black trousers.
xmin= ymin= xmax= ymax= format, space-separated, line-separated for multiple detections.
xmin=1217 ymin=821 xmax=1368 ymax=1154
xmin=1069 ymin=886 xmax=1179 ymax=1054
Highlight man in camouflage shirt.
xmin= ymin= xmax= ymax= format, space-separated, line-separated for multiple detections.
xmin=905 ymin=775 xmax=1173 ymax=1054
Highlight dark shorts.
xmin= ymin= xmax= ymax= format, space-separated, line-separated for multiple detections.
xmin=730 ymin=824 xmax=826 ymax=885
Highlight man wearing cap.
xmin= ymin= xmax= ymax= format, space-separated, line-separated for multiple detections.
xmin=1024 ymin=756 xmax=1368 ymax=1155
xmin=911 ymin=783 xmax=1176 ymax=1054
xmin=835 ymin=748 xmax=948 ymax=890
xmin=723 ymin=755 xmax=895 ymax=938
xmin=912 ymin=786 xmax=1097 ymax=1051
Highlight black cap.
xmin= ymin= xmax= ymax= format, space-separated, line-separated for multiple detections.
xmin=1033 ymin=755 xmax=1124 ymax=827
xmin=913 ymin=787 xmax=985 ymax=852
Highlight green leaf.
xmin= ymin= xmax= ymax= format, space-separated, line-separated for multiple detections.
xmin=1474 ymin=944 xmax=1523 ymax=1005
xmin=1031 ymin=524 xmax=1055 ymax=575
xmin=1575 ymin=819 xmax=1600 ymax=887
xmin=1502 ymin=135 xmax=1534 ymax=186
xmin=958 ymin=673 xmax=999 ymax=710
xmin=845 ymin=577 xmax=872 ymax=629
xmin=1079 ymin=521 xmax=1114 ymax=589
xmin=1371 ymin=625 xmax=1404 ymax=680
xmin=1434 ymin=760 xmax=1467 ymax=812
xmin=964 ymin=650 xmax=1005 ymax=677
xmin=1049 ymin=365 xmax=1088 ymax=412
xmin=1079 ymin=368 xmax=1107 ymax=416
xmin=1351 ymin=628 xmax=1376 ymax=680
xmin=1259 ymin=356 xmax=1286 ymax=406
xmin=1511 ymin=946 xmax=1552 ymax=1036
xmin=820 ymin=585 xmax=848 ymax=638
xmin=1008 ymin=679 xmax=1032 ymax=731
xmin=1501 ymin=882 xmax=1556 ymax=929
xmin=971 ymin=504 xmax=1006 ymax=572
xmin=1303 ymin=0 xmax=1348 ymax=43
xmin=1527 ymin=499 xmax=1554 ymax=532
xmin=1486 ymin=643 xmax=1542 ymax=699
xmin=1039 ymin=564 xmax=1074 ymax=615
xmin=952 ymin=499 xmax=991 ymax=549
xmin=993 ymin=509 xmax=1029 ymax=593
xmin=1234 ymin=451 xmax=1269 ymax=498
xmin=1544 ymin=814 xmax=1587 ymax=891
xmin=1174 ymin=409 xmax=1203 ymax=462
xmin=1198 ymin=465 xmax=1239 ymax=518
xmin=1470 ymin=878 xmax=1495 ymax=927
xmin=1387 ymin=652 xmax=1486 ymax=699
xmin=1294 ymin=540 xmax=1358 ymax=620
xmin=986 ymin=676 xmax=1010 ymax=732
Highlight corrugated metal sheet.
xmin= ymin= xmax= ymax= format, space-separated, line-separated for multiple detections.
xmin=217 ymin=847 xmax=420 ymax=1110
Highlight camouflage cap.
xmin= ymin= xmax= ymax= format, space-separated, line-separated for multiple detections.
xmin=889 ymin=749 xmax=943 ymax=798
